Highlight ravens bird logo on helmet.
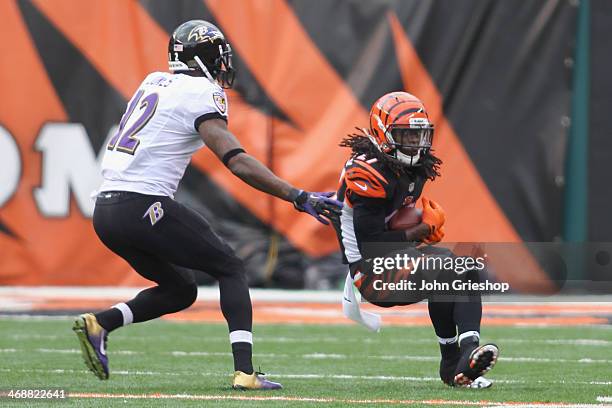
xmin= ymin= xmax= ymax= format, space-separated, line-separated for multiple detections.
xmin=168 ymin=20 xmax=235 ymax=88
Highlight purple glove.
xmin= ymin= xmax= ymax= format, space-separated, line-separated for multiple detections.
xmin=292 ymin=190 xmax=343 ymax=225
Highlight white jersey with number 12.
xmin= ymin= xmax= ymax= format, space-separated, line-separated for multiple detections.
xmin=100 ymin=72 xmax=228 ymax=197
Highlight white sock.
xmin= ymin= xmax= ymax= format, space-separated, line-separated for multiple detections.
xmin=437 ymin=335 xmax=458 ymax=345
xmin=112 ymin=303 xmax=134 ymax=326
xmin=229 ymin=330 xmax=253 ymax=345
xmin=458 ymin=330 xmax=480 ymax=344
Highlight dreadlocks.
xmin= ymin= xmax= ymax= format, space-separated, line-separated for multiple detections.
xmin=339 ymin=129 xmax=442 ymax=181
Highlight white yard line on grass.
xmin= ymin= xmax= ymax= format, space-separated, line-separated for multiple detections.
xmin=36 ymin=348 xmax=141 ymax=355
xmin=2 ymin=368 xmax=611 ymax=387
xmin=376 ymin=355 xmax=612 ymax=364
xmin=598 ymin=398 xmax=612 ymax=403
xmin=5 ymin=333 xmax=612 ymax=347
xmin=0 ymin=314 xmax=74 ymax=320
xmin=4 ymin=348 xmax=610 ymax=365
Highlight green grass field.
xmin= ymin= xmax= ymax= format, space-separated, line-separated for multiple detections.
xmin=0 ymin=317 xmax=611 ymax=407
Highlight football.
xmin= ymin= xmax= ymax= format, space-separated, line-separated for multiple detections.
xmin=388 ymin=206 xmax=422 ymax=230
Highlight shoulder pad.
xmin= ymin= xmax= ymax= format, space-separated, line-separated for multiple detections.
xmin=344 ymin=158 xmax=390 ymax=199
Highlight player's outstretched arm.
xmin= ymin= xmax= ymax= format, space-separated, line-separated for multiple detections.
xmin=199 ymin=119 xmax=342 ymax=224
xmin=199 ymin=118 xmax=293 ymax=200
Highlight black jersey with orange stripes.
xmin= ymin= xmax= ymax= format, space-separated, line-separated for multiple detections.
xmin=334 ymin=153 xmax=427 ymax=265
xmin=338 ymin=154 xmax=426 ymax=215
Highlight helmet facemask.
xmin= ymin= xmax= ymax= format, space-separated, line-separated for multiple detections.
xmin=191 ymin=42 xmax=235 ymax=88
xmin=215 ymin=43 xmax=235 ymax=88
xmin=387 ymin=120 xmax=433 ymax=167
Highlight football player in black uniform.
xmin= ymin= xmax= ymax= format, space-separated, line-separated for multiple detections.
xmin=332 ymin=91 xmax=498 ymax=387
xmin=72 ymin=20 xmax=341 ymax=390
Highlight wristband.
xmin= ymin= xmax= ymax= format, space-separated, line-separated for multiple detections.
xmin=221 ymin=148 xmax=246 ymax=166
xmin=289 ymin=188 xmax=305 ymax=204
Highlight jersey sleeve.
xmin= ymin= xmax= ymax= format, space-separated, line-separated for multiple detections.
xmin=184 ymin=84 xmax=229 ymax=132
xmin=344 ymin=159 xmax=392 ymax=199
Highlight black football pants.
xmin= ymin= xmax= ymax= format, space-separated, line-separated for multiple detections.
xmin=352 ymin=245 xmax=482 ymax=339
xmin=92 ymin=191 xmax=252 ymax=332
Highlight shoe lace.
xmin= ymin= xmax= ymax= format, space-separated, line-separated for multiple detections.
xmin=255 ymin=366 xmax=266 ymax=377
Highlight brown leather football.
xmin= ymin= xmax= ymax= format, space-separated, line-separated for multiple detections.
xmin=388 ymin=206 xmax=422 ymax=230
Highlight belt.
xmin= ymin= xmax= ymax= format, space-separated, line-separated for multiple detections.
xmin=96 ymin=191 xmax=139 ymax=199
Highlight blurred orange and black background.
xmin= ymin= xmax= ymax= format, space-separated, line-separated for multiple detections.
xmin=0 ymin=0 xmax=609 ymax=289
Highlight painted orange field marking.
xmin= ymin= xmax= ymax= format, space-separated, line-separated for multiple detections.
xmin=163 ymin=301 xmax=611 ymax=326
xmin=167 ymin=311 xmax=608 ymax=327
xmin=59 ymin=393 xmax=612 ymax=407
xmin=3 ymin=298 xmax=610 ymax=326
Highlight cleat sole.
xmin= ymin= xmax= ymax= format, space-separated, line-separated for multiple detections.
xmin=454 ymin=344 xmax=499 ymax=387
xmin=72 ymin=317 xmax=108 ymax=380
xmin=469 ymin=344 xmax=498 ymax=376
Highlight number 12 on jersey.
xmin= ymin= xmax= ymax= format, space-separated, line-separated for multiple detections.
xmin=107 ymin=89 xmax=159 ymax=155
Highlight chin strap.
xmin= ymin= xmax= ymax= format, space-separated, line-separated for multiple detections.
xmin=194 ymin=55 xmax=216 ymax=83
xmin=395 ymin=149 xmax=422 ymax=167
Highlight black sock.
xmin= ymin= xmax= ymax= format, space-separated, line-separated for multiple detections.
xmin=438 ymin=341 xmax=460 ymax=384
xmin=454 ymin=301 xmax=482 ymax=334
xmin=232 ymin=342 xmax=253 ymax=374
xmin=440 ymin=342 xmax=460 ymax=361
xmin=453 ymin=270 xmax=482 ymax=334
xmin=94 ymin=308 xmax=123 ymax=332
xmin=427 ymin=300 xmax=456 ymax=339
xmin=459 ymin=334 xmax=480 ymax=354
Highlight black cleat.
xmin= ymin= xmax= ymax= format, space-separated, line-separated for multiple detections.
xmin=453 ymin=344 xmax=499 ymax=387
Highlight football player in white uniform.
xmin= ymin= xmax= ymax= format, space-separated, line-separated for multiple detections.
xmin=72 ymin=20 xmax=341 ymax=390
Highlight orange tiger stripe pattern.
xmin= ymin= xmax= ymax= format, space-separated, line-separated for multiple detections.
xmin=368 ymin=91 xmax=431 ymax=153
xmin=344 ymin=160 xmax=388 ymax=199
xmin=353 ymin=159 xmax=388 ymax=184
